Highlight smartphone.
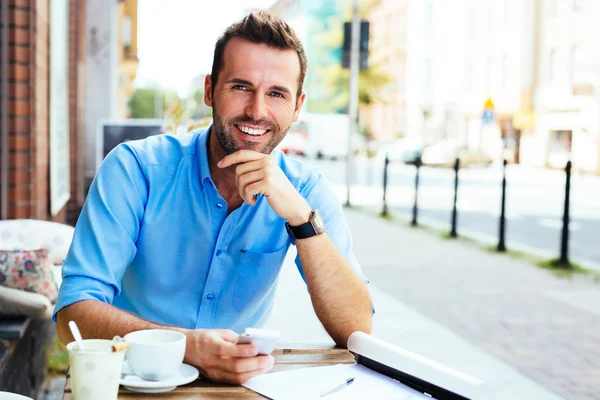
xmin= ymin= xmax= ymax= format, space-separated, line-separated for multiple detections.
xmin=236 ymin=328 xmax=280 ymax=355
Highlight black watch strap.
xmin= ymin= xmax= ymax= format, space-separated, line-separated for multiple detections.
xmin=287 ymin=220 xmax=318 ymax=239
xmin=285 ymin=209 xmax=325 ymax=243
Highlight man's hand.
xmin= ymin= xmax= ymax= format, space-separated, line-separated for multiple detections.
xmin=218 ymin=150 xmax=312 ymax=225
xmin=184 ymin=329 xmax=274 ymax=384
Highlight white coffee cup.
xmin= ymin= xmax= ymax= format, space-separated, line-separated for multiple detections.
xmin=66 ymin=339 xmax=125 ymax=400
xmin=124 ymin=329 xmax=186 ymax=381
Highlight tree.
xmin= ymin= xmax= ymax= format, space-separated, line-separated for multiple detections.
xmin=128 ymin=88 xmax=177 ymax=119
xmin=187 ymin=89 xmax=212 ymax=119
xmin=305 ymin=0 xmax=391 ymax=114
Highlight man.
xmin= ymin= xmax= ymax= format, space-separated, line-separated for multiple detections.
xmin=54 ymin=11 xmax=372 ymax=384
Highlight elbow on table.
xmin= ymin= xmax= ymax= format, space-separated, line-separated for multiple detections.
xmin=56 ymin=309 xmax=73 ymax=346
xmin=336 ymin=318 xmax=372 ymax=348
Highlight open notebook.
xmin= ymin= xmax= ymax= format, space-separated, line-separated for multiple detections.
xmin=243 ymin=332 xmax=485 ymax=400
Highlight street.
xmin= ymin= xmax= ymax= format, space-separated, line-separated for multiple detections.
xmin=296 ymin=156 xmax=600 ymax=267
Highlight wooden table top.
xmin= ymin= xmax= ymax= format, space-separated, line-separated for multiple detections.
xmin=62 ymin=345 xmax=356 ymax=399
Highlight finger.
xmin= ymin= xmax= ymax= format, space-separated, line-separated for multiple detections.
xmin=207 ymin=356 xmax=275 ymax=384
xmin=237 ymin=170 xmax=266 ymax=202
xmin=218 ymin=150 xmax=266 ymax=169
xmin=242 ymin=181 xmax=267 ymax=205
xmin=234 ymin=158 xmax=269 ymax=177
xmin=220 ymin=354 xmax=273 ymax=374
xmin=204 ymin=367 xmax=265 ymax=385
xmin=213 ymin=329 xmax=239 ymax=343
xmin=209 ymin=335 xmax=259 ymax=358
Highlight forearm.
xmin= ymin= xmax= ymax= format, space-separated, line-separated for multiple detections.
xmin=296 ymin=233 xmax=372 ymax=347
xmin=56 ymin=300 xmax=167 ymax=345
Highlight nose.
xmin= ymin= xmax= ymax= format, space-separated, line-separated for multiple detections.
xmin=245 ymin=93 xmax=268 ymax=121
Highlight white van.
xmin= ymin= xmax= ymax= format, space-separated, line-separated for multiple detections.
xmin=302 ymin=112 xmax=363 ymax=160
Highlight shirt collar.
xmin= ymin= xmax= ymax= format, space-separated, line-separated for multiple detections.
xmin=196 ymin=125 xmax=214 ymax=191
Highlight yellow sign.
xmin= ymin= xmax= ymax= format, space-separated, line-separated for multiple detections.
xmin=484 ymin=97 xmax=495 ymax=110
xmin=513 ymin=110 xmax=535 ymax=130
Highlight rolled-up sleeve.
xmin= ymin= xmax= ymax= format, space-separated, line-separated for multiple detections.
xmin=52 ymin=144 xmax=148 ymax=322
xmin=294 ymin=173 xmax=370 ymax=285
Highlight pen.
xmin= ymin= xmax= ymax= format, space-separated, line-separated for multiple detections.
xmin=320 ymin=376 xmax=355 ymax=397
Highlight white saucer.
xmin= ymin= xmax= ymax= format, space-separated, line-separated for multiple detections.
xmin=0 ymin=393 xmax=34 ymax=400
xmin=120 ymin=362 xmax=200 ymax=393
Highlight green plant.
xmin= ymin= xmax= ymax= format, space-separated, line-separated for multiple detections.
xmin=46 ymin=334 xmax=69 ymax=376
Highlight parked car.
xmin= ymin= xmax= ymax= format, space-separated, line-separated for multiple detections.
xmin=421 ymin=139 xmax=493 ymax=168
xmin=278 ymin=120 xmax=309 ymax=156
xmin=376 ymin=139 xmax=423 ymax=165
xmin=303 ymin=113 xmax=363 ymax=160
xmin=279 ymin=113 xmax=363 ymax=160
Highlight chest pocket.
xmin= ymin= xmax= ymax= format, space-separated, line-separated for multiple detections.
xmin=233 ymin=247 xmax=288 ymax=312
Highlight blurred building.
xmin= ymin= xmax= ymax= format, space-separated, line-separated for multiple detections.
xmin=403 ymin=0 xmax=600 ymax=173
xmin=83 ymin=0 xmax=139 ymax=188
xmin=405 ymin=0 xmax=468 ymax=149
xmin=527 ymin=0 xmax=600 ymax=173
xmin=269 ymin=0 xmax=337 ymax=114
xmin=1 ymin=0 xmax=139 ymax=223
xmin=1 ymin=0 xmax=86 ymax=223
xmin=118 ymin=0 xmax=139 ymax=119
xmin=362 ymin=0 xmax=408 ymax=143
xmin=405 ymin=0 xmax=537 ymax=164
xmin=459 ymin=0 xmax=540 ymax=165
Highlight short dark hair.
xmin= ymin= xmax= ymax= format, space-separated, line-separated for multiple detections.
xmin=211 ymin=11 xmax=307 ymax=101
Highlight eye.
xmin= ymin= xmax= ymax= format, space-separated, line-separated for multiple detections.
xmin=233 ymin=85 xmax=248 ymax=91
xmin=269 ymin=92 xmax=285 ymax=98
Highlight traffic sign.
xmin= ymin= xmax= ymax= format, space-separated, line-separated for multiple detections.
xmin=482 ymin=97 xmax=496 ymax=125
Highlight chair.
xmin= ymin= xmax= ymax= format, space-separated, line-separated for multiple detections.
xmin=0 ymin=219 xmax=74 ymax=398
xmin=0 ymin=219 xmax=74 ymax=319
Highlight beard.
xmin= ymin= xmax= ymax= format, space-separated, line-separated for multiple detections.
xmin=212 ymin=102 xmax=289 ymax=156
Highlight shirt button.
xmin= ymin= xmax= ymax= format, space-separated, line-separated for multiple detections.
xmin=206 ymin=294 xmax=214 ymax=300
xmin=216 ymin=203 xmax=223 ymax=209
xmin=216 ymin=250 xmax=222 ymax=256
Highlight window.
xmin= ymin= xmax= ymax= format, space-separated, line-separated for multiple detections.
xmin=549 ymin=49 xmax=559 ymax=84
xmin=488 ymin=3 xmax=495 ymax=30
xmin=549 ymin=0 xmax=569 ymax=15
xmin=571 ymin=43 xmax=596 ymax=87
xmin=423 ymin=57 xmax=433 ymax=104
xmin=502 ymin=0 xmax=510 ymax=24
xmin=549 ymin=48 xmax=571 ymax=87
xmin=122 ymin=16 xmax=132 ymax=47
xmin=501 ymin=54 xmax=509 ymax=88
xmin=486 ymin=57 xmax=493 ymax=92
xmin=424 ymin=57 xmax=433 ymax=89
xmin=426 ymin=0 xmax=435 ymax=36
xmin=573 ymin=0 xmax=590 ymax=10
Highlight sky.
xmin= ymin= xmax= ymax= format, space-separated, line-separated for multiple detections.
xmin=135 ymin=0 xmax=278 ymax=97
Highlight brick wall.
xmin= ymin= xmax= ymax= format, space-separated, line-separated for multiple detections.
xmin=33 ymin=0 xmax=50 ymax=221
xmin=1 ymin=0 xmax=85 ymax=224
xmin=67 ymin=0 xmax=85 ymax=225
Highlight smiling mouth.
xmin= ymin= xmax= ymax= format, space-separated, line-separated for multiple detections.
xmin=235 ymin=124 xmax=270 ymax=136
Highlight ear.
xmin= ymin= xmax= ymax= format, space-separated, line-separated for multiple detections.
xmin=204 ymin=75 xmax=213 ymax=107
xmin=291 ymin=92 xmax=306 ymax=122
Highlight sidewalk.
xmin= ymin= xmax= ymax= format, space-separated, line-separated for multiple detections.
xmin=265 ymin=207 xmax=600 ymax=400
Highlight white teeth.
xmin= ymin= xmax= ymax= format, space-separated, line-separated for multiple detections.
xmin=238 ymin=125 xmax=267 ymax=136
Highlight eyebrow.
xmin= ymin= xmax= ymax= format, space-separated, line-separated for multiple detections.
xmin=225 ymin=78 xmax=292 ymax=96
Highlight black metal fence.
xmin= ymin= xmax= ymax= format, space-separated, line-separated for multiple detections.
xmin=381 ymin=156 xmax=574 ymax=267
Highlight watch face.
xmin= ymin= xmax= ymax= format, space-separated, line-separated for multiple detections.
xmin=310 ymin=210 xmax=326 ymax=234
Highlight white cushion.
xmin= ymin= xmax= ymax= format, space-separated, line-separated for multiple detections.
xmin=0 ymin=219 xmax=74 ymax=265
xmin=0 ymin=285 xmax=53 ymax=320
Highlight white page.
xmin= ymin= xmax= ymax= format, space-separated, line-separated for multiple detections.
xmin=243 ymin=363 xmax=432 ymax=400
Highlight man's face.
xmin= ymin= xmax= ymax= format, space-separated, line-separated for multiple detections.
xmin=205 ymin=37 xmax=306 ymax=155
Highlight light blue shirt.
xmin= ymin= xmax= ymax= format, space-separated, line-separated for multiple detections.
xmin=53 ymin=128 xmax=369 ymax=332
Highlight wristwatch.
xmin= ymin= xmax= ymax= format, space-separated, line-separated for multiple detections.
xmin=285 ymin=209 xmax=326 ymax=243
